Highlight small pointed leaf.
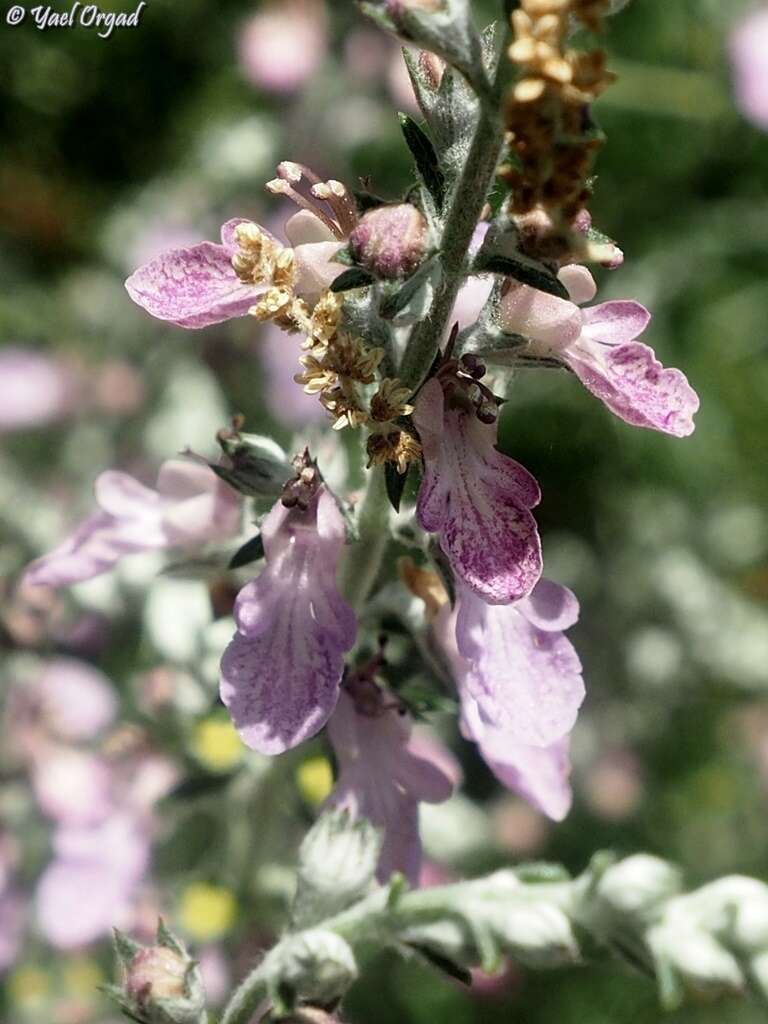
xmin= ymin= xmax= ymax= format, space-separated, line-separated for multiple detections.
xmin=331 ymin=267 xmax=376 ymax=293
xmin=228 ymin=533 xmax=265 ymax=570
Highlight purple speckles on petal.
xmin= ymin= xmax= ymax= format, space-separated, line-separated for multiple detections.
xmin=125 ymin=240 xmax=263 ymax=329
xmin=220 ymin=489 xmax=356 ymax=755
xmin=413 ymin=379 xmax=542 ymax=604
xmin=567 ymin=340 xmax=700 ymax=437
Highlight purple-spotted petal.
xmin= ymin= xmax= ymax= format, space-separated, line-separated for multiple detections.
xmin=455 ymin=587 xmax=583 ymax=746
xmin=325 ymin=691 xmax=455 ymax=885
xmin=581 ymin=300 xmax=651 ymax=346
xmin=566 ymin=338 xmax=700 ymax=437
xmin=220 ymin=489 xmax=356 ymax=755
xmin=126 ymin=240 xmax=262 ymax=329
xmin=414 ymin=379 xmax=542 ymax=604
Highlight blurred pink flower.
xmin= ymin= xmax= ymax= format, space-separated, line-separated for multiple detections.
xmin=23 ymin=459 xmax=242 ymax=589
xmin=730 ymin=7 xmax=768 ymax=130
xmin=257 ymin=322 xmax=327 ymax=428
xmin=0 ymin=835 xmax=24 ymax=972
xmin=238 ymin=0 xmax=328 ymax=95
xmin=35 ymin=658 xmax=118 ymax=742
xmin=0 ymin=347 xmax=77 ymax=433
xmin=32 ymin=748 xmax=114 ymax=828
xmin=36 ymin=814 xmax=150 ymax=949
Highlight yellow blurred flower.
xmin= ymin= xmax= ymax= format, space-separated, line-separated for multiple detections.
xmin=191 ymin=715 xmax=244 ymax=773
xmin=179 ymin=882 xmax=237 ymax=941
xmin=8 ymin=966 xmax=50 ymax=1010
xmin=62 ymin=956 xmax=104 ymax=998
xmin=296 ymin=755 xmax=334 ymax=806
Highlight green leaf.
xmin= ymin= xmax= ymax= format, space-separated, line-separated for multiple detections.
xmin=228 ymin=533 xmax=265 ymax=570
xmin=477 ymin=253 xmax=570 ymax=299
xmin=399 ymin=113 xmax=445 ymax=210
xmin=112 ymin=929 xmax=141 ymax=966
xmin=330 ymin=267 xmax=376 ymax=293
xmin=385 ymin=460 xmax=410 ymax=513
xmin=379 ymin=256 xmax=440 ymax=320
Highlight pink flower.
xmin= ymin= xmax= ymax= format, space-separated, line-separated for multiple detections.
xmin=455 ymin=579 xmax=584 ymax=746
xmin=220 ymin=487 xmax=356 ymax=755
xmin=325 ymin=688 xmax=455 ymax=885
xmin=257 ymin=322 xmax=328 ymax=428
xmin=498 ymin=266 xmax=699 ymax=437
xmin=125 ymin=170 xmax=351 ymax=330
xmin=36 ymin=814 xmax=150 ymax=949
xmin=34 ymin=658 xmax=117 ymax=742
xmin=730 ymin=7 xmax=768 ymax=131
xmin=238 ymin=0 xmax=327 ymax=95
xmin=0 ymin=347 xmax=76 ymax=432
xmin=23 ymin=459 xmax=241 ymax=589
xmin=0 ymin=836 xmax=24 ymax=972
xmin=433 ymin=579 xmax=583 ymax=821
xmin=412 ymin=377 xmax=542 ymax=604
xmin=32 ymin=747 xmax=114 ymax=827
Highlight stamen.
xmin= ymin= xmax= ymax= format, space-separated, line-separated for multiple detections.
xmin=277 ymin=161 xmax=322 ymax=186
xmin=311 ymin=180 xmax=358 ymax=236
xmin=265 ymin=179 xmax=345 ymax=240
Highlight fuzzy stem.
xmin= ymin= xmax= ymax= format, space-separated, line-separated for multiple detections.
xmin=338 ymin=465 xmax=390 ymax=612
xmin=397 ymin=79 xmax=507 ymax=389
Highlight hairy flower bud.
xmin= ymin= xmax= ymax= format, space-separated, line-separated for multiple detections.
xmin=127 ymin=947 xmax=187 ymax=1004
xmin=109 ymin=926 xmax=207 ymax=1024
xmin=348 ymin=204 xmax=428 ymax=280
xmin=594 ymin=855 xmax=683 ymax=923
xmin=266 ymin=930 xmax=358 ymax=1005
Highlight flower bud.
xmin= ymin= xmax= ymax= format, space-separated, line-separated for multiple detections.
xmin=126 ymin=947 xmax=188 ymax=1004
xmin=292 ymin=811 xmax=382 ymax=928
xmin=595 ymin=855 xmax=683 ymax=924
xmin=348 ymin=204 xmax=428 ymax=280
xmin=110 ymin=926 xmax=207 ymax=1024
xmin=267 ymin=930 xmax=357 ymax=1005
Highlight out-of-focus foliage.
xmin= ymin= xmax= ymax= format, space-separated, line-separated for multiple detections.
xmin=0 ymin=1 xmax=766 ymax=1022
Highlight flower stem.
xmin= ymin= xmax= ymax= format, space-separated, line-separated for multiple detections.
xmin=338 ymin=465 xmax=390 ymax=612
xmin=397 ymin=77 xmax=508 ymax=389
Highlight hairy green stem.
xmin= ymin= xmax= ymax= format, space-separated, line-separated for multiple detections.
xmin=397 ymin=99 xmax=505 ymax=390
xmin=338 ymin=465 xmax=390 ymax=612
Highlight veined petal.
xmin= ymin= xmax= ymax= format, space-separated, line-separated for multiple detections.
xmin=581 ymin=300 xmax=651 ymax=346
xmin=498 ymin=282 xmax=583 ymax=350
xmin=220 ymin=489 xmax=355 ymax=755
xmin=125 ymin=240 xmax=262 ymax=329
xmin=325 ymin=691 xmax=455 ymax=885
xmin=22 ymin=512 xmax=145 ymax=589
xmin=414 ymin=379 xmax=542 ymax=604
xmin=463 ymin=697 xmax=573 ymax=821
xmin=455 ymin=587 xmax=584 ymax=746
xmin=566 ymin=338 xmax=700 ymax=437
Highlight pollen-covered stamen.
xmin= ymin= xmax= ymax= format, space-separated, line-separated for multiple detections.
xmin=433 ymin=353 xmax=502 ymax=424
xmin=266 ymin=178 xmax=345 ymax=240
xmin=370 ymin=378 xmax=414 ymax=422
xmin=311 ymin=180 xmax=359 ymax=237
xmin=231 ymin=222 xmax=287 ymax=285
xmin=366 ymin=429 xmax=422 ymax=474
xmin=276 ymin=160 xmax=322 ymax=186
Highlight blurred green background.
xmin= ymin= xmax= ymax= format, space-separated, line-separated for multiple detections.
xmin=1 ymin=0 xmax=767 ymax=1022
